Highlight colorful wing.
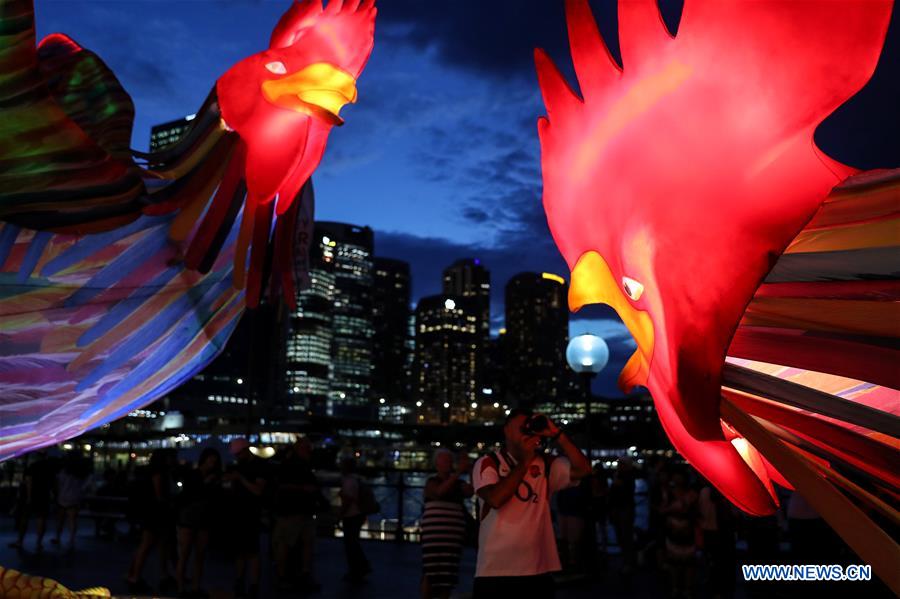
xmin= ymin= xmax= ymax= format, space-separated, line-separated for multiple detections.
xmin=0 ymin=212 xmax=244 ymax=460
xmin=0 ymin=1 xmax=245 ymax=459
xmin=0 ymin=0 xmax=144 ymax=232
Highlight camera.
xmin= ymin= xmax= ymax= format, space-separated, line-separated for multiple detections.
xmin=521 ymin=414 xmax=550 ymax=436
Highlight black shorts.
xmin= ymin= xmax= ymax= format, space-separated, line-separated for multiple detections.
xmin=472 ymin=573 xmax=555 ymax=598
xmin=229 ymin=522 xmax=261 ymax=556
xmin=28 ymin=497 xmax=52 ymax=518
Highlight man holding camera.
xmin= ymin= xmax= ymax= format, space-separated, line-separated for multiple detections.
xmin=472 ymin=409 xmax=592 ymax=597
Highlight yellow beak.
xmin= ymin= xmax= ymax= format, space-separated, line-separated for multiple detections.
xmin=569 ymin=251 xmax=655 ymax=392
xmin=261 ymin=62 xmax=358 ymax=125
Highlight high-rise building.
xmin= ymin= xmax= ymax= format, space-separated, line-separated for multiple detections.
xmin=149 ymin=115 xmax=196 ymax=151
xmin=413 ymin=295 xmax=480 ymax=424
xmin=372 ymin=258 xmax=412 ymax=417
xmin=285 ymin=237 xmax=336 ymax=416
xmin=318 ymin=222 xmax=375 ymax=418
xmin=482 ymin=334 xmax=506 ymax=402
xmin=504 ymin=272 xmax=570 ymax=409
xmin=285 ymin=222 xmax=375 ymax=419
xmin=442 ymin=259 xmax=491 ymax=342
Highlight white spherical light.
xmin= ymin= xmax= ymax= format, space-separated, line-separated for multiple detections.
xmin=566 ymin=334 xmax=609 ymax=374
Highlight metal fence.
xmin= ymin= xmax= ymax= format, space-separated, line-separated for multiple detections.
xmin=12 ymin=470 xmax=648 ymax=547
xmin=319 ymin=472 xmax=649 ymax=546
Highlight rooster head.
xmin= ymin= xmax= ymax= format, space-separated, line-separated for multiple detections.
xmin=536 ymin=0 xmax=892 ymax=515
xmin=217 ymin=0 xmax=376 ymax=214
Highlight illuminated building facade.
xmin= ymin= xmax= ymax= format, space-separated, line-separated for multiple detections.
xmin=413 ymin=295 xmax=479 ymax=424
xmin=442 ymin=259 xmax=491 ymax=342
xmin=286 ymin=235 xmax=336 ymax=416
xmin=372 ymin=258 xmax=412 ymax=419
xmin=149 ymin=115 xmax=195 ymax=151
xmin=318 ymin=222 xmax=375 ymax=419
xmin=504 ymin=272 xmax=570 ymax=409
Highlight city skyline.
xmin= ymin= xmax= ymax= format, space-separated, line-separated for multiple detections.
xmin=149 ymin=108 xmax=638 ymax=401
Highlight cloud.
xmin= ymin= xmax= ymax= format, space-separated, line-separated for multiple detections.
xmin=374 ymin=1 xmax=693 ymax=81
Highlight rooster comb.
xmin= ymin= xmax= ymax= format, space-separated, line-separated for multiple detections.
xmin=535 ymin=0 xmax=892 ymax=142
xmin=270 ymin=0 xmax=376 ymax=50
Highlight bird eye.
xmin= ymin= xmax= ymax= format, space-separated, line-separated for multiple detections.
xmin=622 ymin=276 xmax=644 ymax=301
xmin=265 ymin=61 xmax=287 ymax=75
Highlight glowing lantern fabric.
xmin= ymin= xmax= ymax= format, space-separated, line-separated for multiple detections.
xmin=536 ymin=0 xmax=895 ymax=518
xmin=0 ymin=0 xmax=375 ymax=460
xmin=0 ymin=564 xmax=110 ymax=598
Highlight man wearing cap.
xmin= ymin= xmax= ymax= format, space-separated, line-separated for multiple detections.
xmin=225 ymin=438 xmax=267 ymax=599
xmin=472 ymin=409 xmax=591 ymax=598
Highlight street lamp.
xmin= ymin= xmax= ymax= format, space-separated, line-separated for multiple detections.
xmin=566 ymin=334 xmax=609 ymax=463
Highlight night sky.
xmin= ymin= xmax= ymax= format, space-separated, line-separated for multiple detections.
xmin=35 ymin=0 xmax=899 ymax=396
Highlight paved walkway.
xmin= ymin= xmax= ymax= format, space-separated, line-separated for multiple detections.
xmin=0 ymin=515 xmax=666 ymax=598
xmin=1 ymin=517 xmax=892 ymax=599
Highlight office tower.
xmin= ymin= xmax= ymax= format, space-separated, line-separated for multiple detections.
xmin=372 ymin=258 xmax=412 ymax=417
xmin=149 ymin=114 xmax=196 ymax=151
xmin=317 ymin=222 xmax=375 ymax=418
xmin=285 ymin=222 xmax=374 ymax=419
xmin=413 ymin=295 xmax=480 ymax=424
xmin=504 ymin=272 xmax=570 ymax=409
xmin=285 ymin=236 xmax=336 ymax=416
xmin=442 ymin=258 xmax=491 ymax=342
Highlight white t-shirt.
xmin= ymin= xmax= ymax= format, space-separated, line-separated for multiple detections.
xmin=472 ymin=450 xmax=574 ymax=577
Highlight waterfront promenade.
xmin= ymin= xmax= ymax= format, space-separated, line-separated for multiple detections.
xmin=1 ymin=516 xmax=659 ymax=599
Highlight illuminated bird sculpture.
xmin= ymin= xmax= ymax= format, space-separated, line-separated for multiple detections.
xmin=0 ymin=565 xmax=110 ymax=599
xmin=536 ymin=0 xmax=899 ymax=588
xmin=0 ymin=0 xmax=376 ymax=459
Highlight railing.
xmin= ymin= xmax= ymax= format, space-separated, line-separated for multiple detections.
xmin=318 ymin=473 xmax=649 ymax=546
xmin=50 ymin=473 xmax=649 ymax=547
xmin=318 ymin=473 xmax=432 ymax=543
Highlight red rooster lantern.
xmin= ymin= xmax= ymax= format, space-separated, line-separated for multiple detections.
xmin=536 ymin=0 xmax=898 ymax=588
xmin=212 ymin=0 xmax=376 ymax=302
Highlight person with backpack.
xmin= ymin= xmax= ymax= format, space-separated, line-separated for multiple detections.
xmin=339 ymin=457 xmax=374 ymax=583
xmin=472 ymin=409 xmax=592 ymax=598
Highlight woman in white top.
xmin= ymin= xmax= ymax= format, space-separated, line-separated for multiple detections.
xmin=53 ymin=453 xmax=88 ymax=550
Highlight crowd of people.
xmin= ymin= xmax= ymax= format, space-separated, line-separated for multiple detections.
xmin=8 ymin=438 xmax=373 ymax=598
xmin=415 ymin=410 xmax=847 ymax=599
xmin=6 ymin=416 xmax=846 ymax=599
